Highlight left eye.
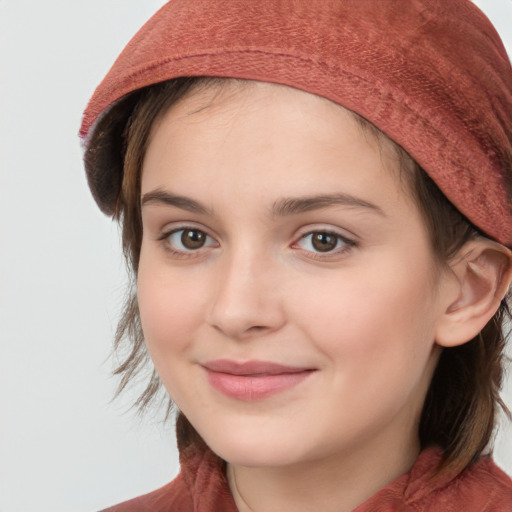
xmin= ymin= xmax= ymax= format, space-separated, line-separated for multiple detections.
xmin=167 ymin=228 xmax=216 ymax=251
xmin=297 ymin=231 xmax=350 ymax=253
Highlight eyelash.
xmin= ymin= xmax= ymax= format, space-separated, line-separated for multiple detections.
xmin=292 ymin=230 xmax=356 ymax=260
xmin=158 ymin=227 xmax=218 ymax=259
xmin=158 ymin=226 xmax=357 ymax=260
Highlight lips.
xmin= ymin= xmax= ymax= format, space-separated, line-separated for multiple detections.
xmin=201 ymin=359 xmax=315 ymax=400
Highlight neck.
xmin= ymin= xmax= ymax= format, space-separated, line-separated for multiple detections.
xmin=227 ymin=424 xmax=420 ymax=512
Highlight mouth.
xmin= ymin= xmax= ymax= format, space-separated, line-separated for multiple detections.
xmin=201 ymin=359 xmax=316 ymax=400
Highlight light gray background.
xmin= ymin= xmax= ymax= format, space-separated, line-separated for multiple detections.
xmin=0 ymin=1 xmax=511 ymax=511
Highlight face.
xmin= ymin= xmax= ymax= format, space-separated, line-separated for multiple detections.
xmin=137 ymin=82 xmax=451 ymax=469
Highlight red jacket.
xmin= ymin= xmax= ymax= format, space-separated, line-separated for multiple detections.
xmin=102 ymin=427 xmax=512 ymax=511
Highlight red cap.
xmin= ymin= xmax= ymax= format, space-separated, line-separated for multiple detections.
xmin=80 ymin=0 xmax=512 ymax=247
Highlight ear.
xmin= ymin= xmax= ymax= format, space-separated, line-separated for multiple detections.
xmin=435 ymin=239 xmax=512 ymax=348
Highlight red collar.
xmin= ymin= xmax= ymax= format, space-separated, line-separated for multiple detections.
xmin=176 ymin=414 xmax=512 ymax=511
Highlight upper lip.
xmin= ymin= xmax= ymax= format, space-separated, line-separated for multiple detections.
xmin=202 ymin=359 xmax=314 ymax=376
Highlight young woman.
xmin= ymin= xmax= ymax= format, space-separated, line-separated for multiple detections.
xmin=80 ymin=1 xmax=512 ymax=510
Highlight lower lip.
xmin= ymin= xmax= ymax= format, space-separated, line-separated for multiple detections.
xmin=204 ymin=369 xmax=314 ymax=400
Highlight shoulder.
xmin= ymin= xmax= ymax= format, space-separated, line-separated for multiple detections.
xmin=356 ymin=449 xmax=512 ymax=512
xmin=408 ymin=453 xmax=512 ymax=512
xmin=97 ymin=434 xmax=237 ymax=512
xmin=428 ymin=457 xmax=512 ymax=511
xmin=98 ymin=474 xmax=193 ymax=512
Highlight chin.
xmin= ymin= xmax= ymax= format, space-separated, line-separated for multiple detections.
xmin=198 ymin=422 xmax=313 ymax=468
xmin=214 ymin=442 xmax=303 ymax=468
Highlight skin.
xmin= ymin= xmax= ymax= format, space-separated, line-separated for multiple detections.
xmin=137 ymin=82 xmax=460 ymax=512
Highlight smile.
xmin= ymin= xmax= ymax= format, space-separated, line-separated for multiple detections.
xmin=201 ymin=360 xmax=316 ymax=401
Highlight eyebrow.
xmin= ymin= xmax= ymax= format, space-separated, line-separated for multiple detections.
xmin=141 ymin=190 xmax=212 ymax=215
xmin=141 ymin=189 xmax=385 ymax=217
xmin=271 ymin=193 xmax=385 ymax=217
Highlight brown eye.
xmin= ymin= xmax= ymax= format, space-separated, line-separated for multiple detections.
xmin=165 ymin=228 xmax=216 ymax=253
xmin=296 ymin=230 xmax=353 ymax=255
xmin=311 ymin=232 xmax=338 ymax=252
xmin=181 ymin=229 xmax=207 ymax=249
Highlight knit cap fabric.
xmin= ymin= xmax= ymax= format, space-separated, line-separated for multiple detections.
xmin=80 ymin=0 xmax=512 ymax=247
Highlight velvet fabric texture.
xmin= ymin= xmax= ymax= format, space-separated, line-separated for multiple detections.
xmin=100 ymin=420 xmax=512 ymax=511
xmin=80 ymin=0 xmax=512 ymax=247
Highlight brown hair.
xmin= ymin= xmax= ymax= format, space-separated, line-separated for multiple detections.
xmin=86 ymin=77 xmax=511 ymax=476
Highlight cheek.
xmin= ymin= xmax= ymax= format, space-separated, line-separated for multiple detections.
xmin=291 ymin=257 xmax=439 ymax=395
xmin=136 ymin=250 xmax=206 ymax=364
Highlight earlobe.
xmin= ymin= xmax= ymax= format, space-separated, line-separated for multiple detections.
xmin=435 ymin=239 xmax=512 ymax=348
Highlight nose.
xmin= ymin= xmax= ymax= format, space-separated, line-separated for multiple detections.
xmin=206 ymin=248 xmax=286 ymax=340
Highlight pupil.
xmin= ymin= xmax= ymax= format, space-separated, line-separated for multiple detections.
xmin=182 ymin=230 xmax=205 ymax=249
xmin=312 ymin=232 xmax=337 ymax=252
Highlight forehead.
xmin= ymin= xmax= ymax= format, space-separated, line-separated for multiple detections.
xmin=150 ymin=80 xmax=353 ymax=140
xmin=145 ymin=81 xmax=401 ymax=177
xmin=141 ymin=81 xmax=415 ymax=220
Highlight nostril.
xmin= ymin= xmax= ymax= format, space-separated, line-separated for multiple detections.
xmin=248 ymin=325 xmax=267 ymax=332
xmin=207 ymin=276 xmax=286 ymax=338
xmin=211 ymin=321 xmax=273 ymax=339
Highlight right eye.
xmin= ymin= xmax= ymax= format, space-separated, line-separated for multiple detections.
xmin=163 ymin=228 xmax=217 ymax=254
